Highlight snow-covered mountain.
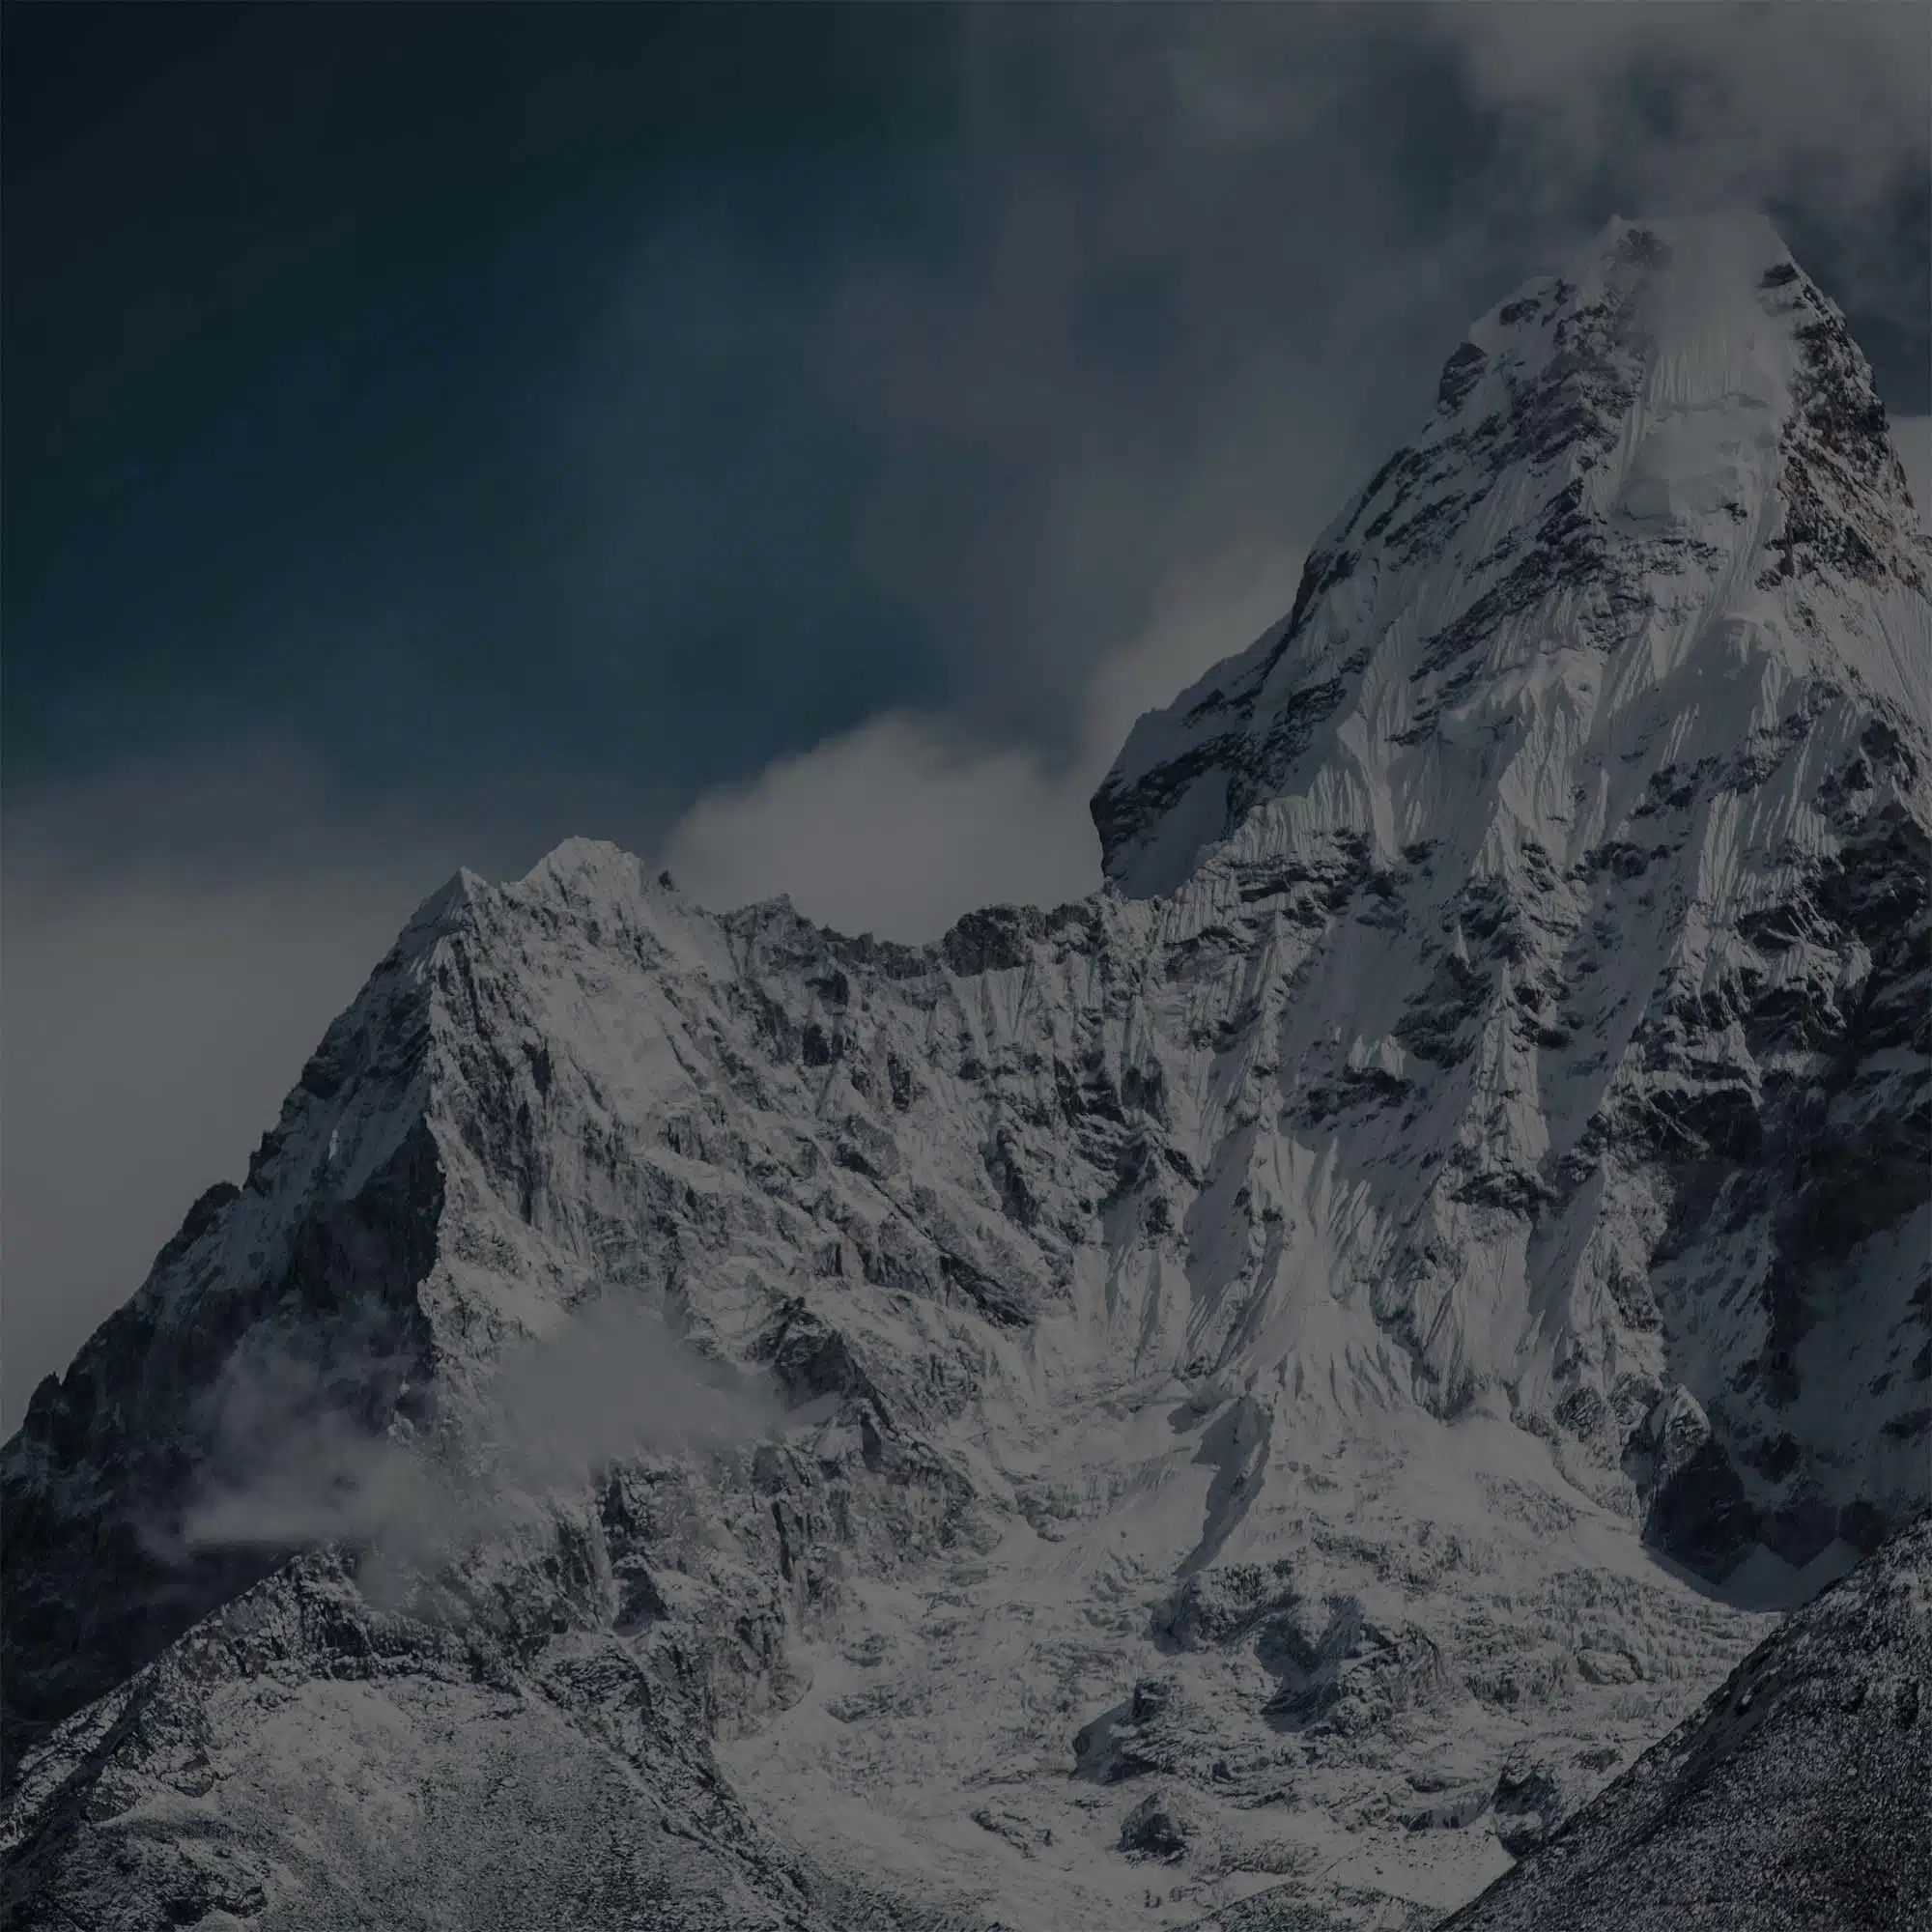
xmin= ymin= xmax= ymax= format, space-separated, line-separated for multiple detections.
xmin=5 ymin=213 xmax=1927 ymax=1930
xmin=1092 ymin=209 xmax=1929 ymax=1576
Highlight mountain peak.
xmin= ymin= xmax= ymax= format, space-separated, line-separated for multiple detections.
xmin=1094 ymin=217 xmax=1926 ymax=898
xmin=517 ymin=836 xmax=654 ymax=899
xmin=1440 ymin=212 xmax=1801 ymax=429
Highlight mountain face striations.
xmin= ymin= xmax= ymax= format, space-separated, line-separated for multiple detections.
xmin=5 ymin=214 xmax=1927 ymax=1930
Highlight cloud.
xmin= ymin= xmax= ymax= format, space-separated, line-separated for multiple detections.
xmin=661 ymin=536 xmax=1305 ymax=939
xmin=177 ymin=1296 xmax=788 ymax=1605
xmin=1435 ymin=3 xmax=1931 ymax=338
xmin=660 ymin=717 xmax=1096 ymax=941
xmin=1441 ymin=3 xmax=1928 ymax=207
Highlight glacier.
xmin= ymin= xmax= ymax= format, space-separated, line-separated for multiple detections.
xmin=3 ymin=213 xmax=1927 ymax=1930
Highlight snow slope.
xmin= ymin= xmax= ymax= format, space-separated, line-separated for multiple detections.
xmin=1090 ymin=213 xmax=1931 ymax=1574
xmin=4 ymin=214 xmax=1927 ymax=1930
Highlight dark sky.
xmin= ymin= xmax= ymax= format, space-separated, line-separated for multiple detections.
xmin=10 ymin=5 xmax=1926 ymax=871
xmin=3 ymin=3 xmax=1928 ymax=1423
xmin=7 ymin=8 xmax=959 ymax=838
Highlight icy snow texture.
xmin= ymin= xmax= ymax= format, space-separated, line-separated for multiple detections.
xmin=4 ymin=214 xmax=1928 ymax=1929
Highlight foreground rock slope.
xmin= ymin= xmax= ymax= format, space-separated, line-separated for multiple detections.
xmin=1437 ymin=1509 xmax=1930 ymax=1932
xmin=4 ymin=213 xmax=1927 ymax=1928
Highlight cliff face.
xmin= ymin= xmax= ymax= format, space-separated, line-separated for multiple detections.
xmin=1091 ymin=212 xmax=1931 ymax=1574
xmin=4 ymin=214 xmax=1926 ymax=1930
xmin=3 ymin=882 xmax=454 ymax=1758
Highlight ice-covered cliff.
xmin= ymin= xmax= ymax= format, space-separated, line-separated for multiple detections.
xmin=4 ymin=214 xmax=1926 ymax=1930
xmin=1090 ymin=212 xmax=1930 ymax=1572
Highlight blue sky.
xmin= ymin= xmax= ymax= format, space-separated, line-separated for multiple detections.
xmin=4 ymin=4 xmax=1928 ymax=1423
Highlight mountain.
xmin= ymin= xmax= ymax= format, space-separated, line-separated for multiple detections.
xmin=4 ymin=213 xmax=1927 ymax=1930
xmin=1436 ymin=1508 xmax=1930 ymax=1932
xmin=1093 ymin=209 xmax=1929 ymax=1577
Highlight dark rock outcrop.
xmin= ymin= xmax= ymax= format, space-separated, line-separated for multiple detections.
xmin=1439 ymin=1512 xmax=1932 ymax=1931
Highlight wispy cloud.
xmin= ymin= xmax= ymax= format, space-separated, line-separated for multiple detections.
xmin=662 ymin=536 xmax=1304 ymax=939
xmin=176 ymin=1297 xmax=789 ymax=1605
xmin=1442 ymin=4 xmax=1928 ymax=212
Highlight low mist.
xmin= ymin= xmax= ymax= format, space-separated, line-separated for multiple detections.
xmin=176 ymin=1297 xmax=792 ymax=1598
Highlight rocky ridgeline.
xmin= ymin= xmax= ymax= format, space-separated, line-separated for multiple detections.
xmin=1438 ymin=1509 xmax=1930 ymax=1932
xmin=3 ymin=214 xmax=1927 ymax=1929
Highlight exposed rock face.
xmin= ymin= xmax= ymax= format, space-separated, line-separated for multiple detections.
xmin=1621 ymin=1383 xmax=1758 ymax=1575
xmin=1486 ymin=1748 xmax=1572 ymax=1857
xmin=1090 ymin=213 xmax=1930 ymax=1578
xmin=0 ymin=1553 xmax=980 ymax=1932
xmin=3 ymin=213 xmax=1926 ymax=1928
xmin=1439 ymin=1509 xmax=1932 ymax=1931
xmin=1120 ymin=1787 xmax=1198 ymax=1862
